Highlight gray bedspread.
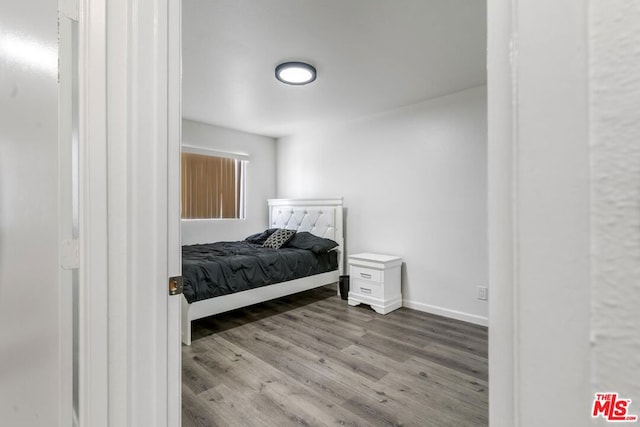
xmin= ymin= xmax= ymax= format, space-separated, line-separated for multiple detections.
xmin=182 ymin=241 xmax=338 ymax=304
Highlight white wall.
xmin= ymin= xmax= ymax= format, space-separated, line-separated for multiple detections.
xmin=0 ymin=1 xmax=61 ymax=425
xmin=489 ymin=0 xmax=640 ymax=425
xmin=590 ymin=0 xmax=640 ymax=405
xmin=277 ymin=86 xmax=488 ymax=325
xmin=181 ymin=119 xmax=277 ymax=244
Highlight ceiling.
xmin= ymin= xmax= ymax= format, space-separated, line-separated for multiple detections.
xmin=182 ymin=0 xmax=486 ymax=138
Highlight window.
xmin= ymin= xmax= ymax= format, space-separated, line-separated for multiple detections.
xmin=181 ymin=151 xmax=246 ymax=219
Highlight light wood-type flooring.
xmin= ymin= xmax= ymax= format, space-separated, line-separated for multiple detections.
xmin=182 ymin=286 xmax=488 ymax=427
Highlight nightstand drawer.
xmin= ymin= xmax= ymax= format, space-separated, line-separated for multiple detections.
xmin=351 ymin=279 xmax=383 ymax=298
xmin=351 ymin=266 xmax=381 ymax=283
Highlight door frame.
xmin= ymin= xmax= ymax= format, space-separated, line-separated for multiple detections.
xmin=487 ymin=0 xmax=592 ymax=425
xmin=76 ymin=0 xmax=598 ymax=424
xmin=167 ymin=0 xmax=183 ymax=425
xmin=487 ymin=0 xmax=516 ymax=424
xmin=77 ymin=0 xmax=181 ymax=425
xmin=77 ymin=0 xmax=109 ymax=423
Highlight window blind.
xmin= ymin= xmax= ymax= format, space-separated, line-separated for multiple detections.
xmin=181 ymin=152 xmax=245 ymax=219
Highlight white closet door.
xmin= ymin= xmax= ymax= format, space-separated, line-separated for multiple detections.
xmin=0 ymin=1 xmax=72 ymax=426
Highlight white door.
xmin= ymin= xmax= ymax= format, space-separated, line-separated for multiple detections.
xmin=0 ymin=0 xmax=181 ymax=424
xmin=0 ymin=1 xmax=73 ymax=426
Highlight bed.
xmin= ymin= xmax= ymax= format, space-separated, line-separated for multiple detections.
xmin=181 ymin=198 xmax=344 ymax=345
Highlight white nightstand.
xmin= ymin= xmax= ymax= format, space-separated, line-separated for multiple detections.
xmin=347 ymin=253 xmax=403 ymax=314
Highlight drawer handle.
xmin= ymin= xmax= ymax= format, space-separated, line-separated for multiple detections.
xmin=360 ymin=273 xmax=372 ymax=279
xmin=360 ymin=287 xmax=372 ymax=294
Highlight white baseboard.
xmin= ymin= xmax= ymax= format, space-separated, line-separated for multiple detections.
xmin=402 ymin=299 xmax=488 ymax=327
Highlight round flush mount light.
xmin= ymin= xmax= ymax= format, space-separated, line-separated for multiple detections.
xmin=275 ymin=61 xmax=317 ymax=85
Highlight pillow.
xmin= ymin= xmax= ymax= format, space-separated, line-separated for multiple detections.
xmin=286 ymin=231 xmax=339 ymax=253
xmin=245 ymin=228 xmax=278 ymax=245
xmin=262 ymin=228 xmax=296 ymax=249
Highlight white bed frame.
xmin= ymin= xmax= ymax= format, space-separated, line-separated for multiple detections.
xmin=181 ymin=198 xmax=344 ymax=345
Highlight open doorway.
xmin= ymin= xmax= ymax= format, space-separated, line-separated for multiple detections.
xmin=179 ymin=0 xmax=488 ymax=424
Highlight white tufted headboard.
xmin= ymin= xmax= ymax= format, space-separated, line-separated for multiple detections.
xmin=268 ymin=198 xmax=344 ymax=274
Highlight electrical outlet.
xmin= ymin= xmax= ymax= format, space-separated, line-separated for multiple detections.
xmin=477 ymin=286 xmax=488 ymax=301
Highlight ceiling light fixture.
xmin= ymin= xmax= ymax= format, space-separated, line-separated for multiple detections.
xmin=275 ymin=61 xmax=317 ymax=85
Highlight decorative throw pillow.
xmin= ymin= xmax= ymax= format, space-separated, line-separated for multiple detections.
xmin=244 ymin=228 xmax=278 ymax=245
xmin=262 ymin=229 xmax=296 ymax=249
xmin=286 ymin=231 xmax=339 ymax=253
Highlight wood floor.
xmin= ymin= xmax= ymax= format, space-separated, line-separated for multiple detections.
xmin=182 ymin=286 xmax=488 ymax=427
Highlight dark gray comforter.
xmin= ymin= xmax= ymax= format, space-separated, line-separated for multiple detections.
xmin=182 ymin=241 xmax=338 ymax=304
